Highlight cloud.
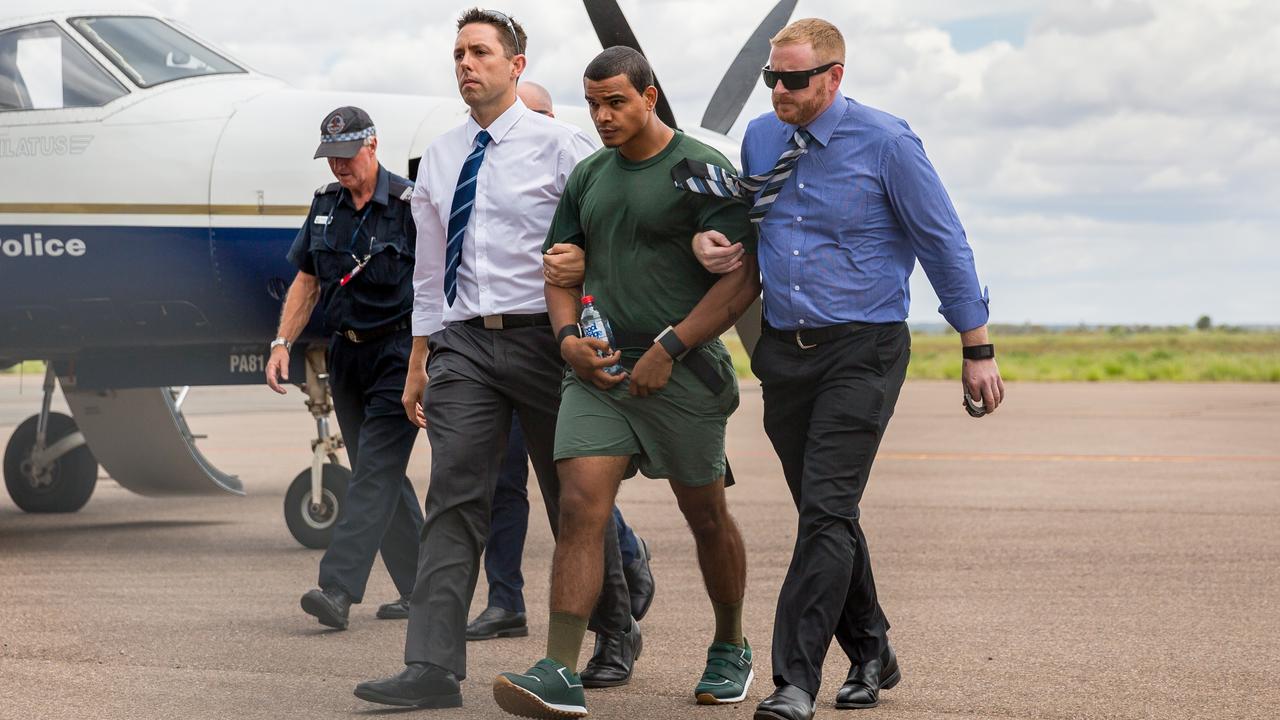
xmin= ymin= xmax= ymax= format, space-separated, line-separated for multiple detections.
xmin=140 ymin=0 xmax=1275 ymax=324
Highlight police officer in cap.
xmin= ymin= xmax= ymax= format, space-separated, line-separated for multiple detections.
xmin=266 ymin=106 xmax=424 ymax=630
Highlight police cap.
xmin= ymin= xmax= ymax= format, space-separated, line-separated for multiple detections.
xmin=314 ymin=106 xmax=376 ymax=159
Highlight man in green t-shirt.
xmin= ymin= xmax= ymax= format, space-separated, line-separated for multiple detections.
xmin=492 ymin=47 xmax=761 ymax=719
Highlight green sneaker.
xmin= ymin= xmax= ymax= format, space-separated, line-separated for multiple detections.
xmin=493 ymin=658 xmax=588 ymax=718
xmin=694 ymin=639 xmax=754 ymax=704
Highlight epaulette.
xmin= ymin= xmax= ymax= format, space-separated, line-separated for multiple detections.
xmin=315 ymin=182 xmax=341 ymax=196
xmin=387 ymin=174 xmax=414 ymax=203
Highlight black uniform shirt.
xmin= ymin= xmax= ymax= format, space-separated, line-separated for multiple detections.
xmin=287 ymin=165 xmax=416 ymax=333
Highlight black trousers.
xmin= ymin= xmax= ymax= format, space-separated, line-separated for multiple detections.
xmin=752 ymin=322 xmax=910 ymax=696
xmin=318 ymin=331 xmax=424 ymax=602
xmin=404 ymin=323 xmax=630 ymax=679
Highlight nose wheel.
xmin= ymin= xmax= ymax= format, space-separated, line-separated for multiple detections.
xmin=282 ymin=346 xmax=349 ymax=549
xmin=283 ymin=463 xmax=351 ymax=549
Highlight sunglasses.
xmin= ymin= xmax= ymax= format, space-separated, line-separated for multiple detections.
xmin=481 ymin=9 xmax=523 ymax=56
xmin=761 ymin=62 xmax=843 ymax=91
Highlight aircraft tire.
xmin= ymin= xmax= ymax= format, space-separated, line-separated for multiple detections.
xmin=4 ymin=413 xmax=98 ymax=513
xmin=284 ymin=463 xmax=350 ymax=549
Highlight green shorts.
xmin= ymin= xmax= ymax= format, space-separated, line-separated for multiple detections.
xmin=553 ymin=346 xmax=739 ymax=487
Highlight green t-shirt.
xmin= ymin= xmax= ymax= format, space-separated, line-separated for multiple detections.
xmin=544 ymin=131 xmax=756 ymax=353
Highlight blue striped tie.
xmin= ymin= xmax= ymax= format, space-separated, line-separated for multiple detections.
xmin=670 ymin=128 xmax=812 ymax=223
xmin=444 ymin=130 xmax=492 ymax=306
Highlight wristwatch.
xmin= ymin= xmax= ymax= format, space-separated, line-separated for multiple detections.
xmin=270 ymin=337 xmax=292 ymax=352
xmin=962 ymin=343 xmax=995 ymax=360
xmin=557 ymin=324 xmax=582 ymax=345
xmin=655 ymin=326 xmax=689 ymax=360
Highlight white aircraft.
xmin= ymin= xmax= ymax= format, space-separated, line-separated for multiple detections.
xmin=0 ymin=0 xmax=789 ymax=545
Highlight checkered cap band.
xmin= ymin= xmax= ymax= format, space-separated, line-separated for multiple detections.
xmin=321 ymin=126 xmax=376 ymax=143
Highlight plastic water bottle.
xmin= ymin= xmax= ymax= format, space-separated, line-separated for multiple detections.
xmin=579 ymin=295 xmax=625 ymax=375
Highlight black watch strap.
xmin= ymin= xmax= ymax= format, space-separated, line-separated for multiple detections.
xmin=655 ymin=326 xmax=689 ymax=360
xmin=557 ymin=324 xmax=582 ymax=345
xmin=962 ymin=343 xmax=995 ymax=360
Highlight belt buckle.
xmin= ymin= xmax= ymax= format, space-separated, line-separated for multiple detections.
xmin=483 ymin=315 xmax=504 ymax=330
xmin=795 ymin=330 xmax=817 ymax=350
xmin=344 ymin=329 xmax=360 ymax=343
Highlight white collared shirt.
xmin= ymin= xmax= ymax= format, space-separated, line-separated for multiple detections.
xmin=411 ymin=97 xmax=598 ymax=336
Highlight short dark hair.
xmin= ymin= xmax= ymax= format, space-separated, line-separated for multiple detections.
xmin=456 ymin=7 xmax=527 ymax=58
xmin=584 ymin=46 xmax=654 ymax=95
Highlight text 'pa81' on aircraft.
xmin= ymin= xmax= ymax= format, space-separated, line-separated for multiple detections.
xmin=0 ymin=0 xmax=795 ymax=546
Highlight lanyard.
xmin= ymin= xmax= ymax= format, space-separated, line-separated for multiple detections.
xmin=319 ymin=189 xmax=378 ymax=287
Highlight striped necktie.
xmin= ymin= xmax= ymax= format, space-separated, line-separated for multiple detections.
xmin=444 ymin=129 xmax=492 ymax=306
xmin=671 ymin=128 xmax=812 ymax=223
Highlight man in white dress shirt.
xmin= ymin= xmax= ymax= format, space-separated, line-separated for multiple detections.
xmin=353 ymin=9 xmax=636 ymax=709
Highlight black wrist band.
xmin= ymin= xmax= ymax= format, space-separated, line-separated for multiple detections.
xmin=557 ymin=324 xmax=581 ymax=345
xmin=655 ymin=326 xmax=688 ymax=360
xmin=962 ymin=343 xmax=995 ymax=360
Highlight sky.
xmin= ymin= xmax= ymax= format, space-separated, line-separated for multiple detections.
xmin=149 ymin=0 xmax=1278 ymax=326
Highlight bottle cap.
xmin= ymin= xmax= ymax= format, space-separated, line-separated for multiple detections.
xmin=581 ymin=295 xmax=594 ymax=304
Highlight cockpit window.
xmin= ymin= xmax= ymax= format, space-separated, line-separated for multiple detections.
xmin=68 ymin=16 xmax=244 ymax=88
xmin=0 ymin=22 xmax=127 ymax=112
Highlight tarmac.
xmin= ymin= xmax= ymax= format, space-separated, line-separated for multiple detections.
xmin=1 ymin=376 xmax=1277 ymax=720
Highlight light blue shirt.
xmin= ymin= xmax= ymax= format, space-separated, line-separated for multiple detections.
xmin=741 ymin=95 xmax=989 ymax=332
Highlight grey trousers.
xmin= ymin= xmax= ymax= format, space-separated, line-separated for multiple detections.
xmin=403 ymin=322 xmax=631 ymax=679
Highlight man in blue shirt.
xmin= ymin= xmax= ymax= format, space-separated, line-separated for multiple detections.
xmin=689 ymin=18 xmax=1004 ymax=720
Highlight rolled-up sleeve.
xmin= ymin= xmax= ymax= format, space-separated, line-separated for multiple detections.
xmin=411 ymin=166 xmax=445 ymax=336
xmin=882 ymin=133 xmax=989 ymax=332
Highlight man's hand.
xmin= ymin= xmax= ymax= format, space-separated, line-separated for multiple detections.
xmin=402 ymin=367 xmax=429 ymax=428
xmin=691 ymin=230 xmax=744 ymax=275
xmin=629 ymin=344 xmax=673 ymax=398
xmin=265 ymin=346 xmax=290 ymax=394
xmin=544 ymin=243 xmax=586 ymax=287
xmin=562 ymin=336 xmax=627 ymax=390
xmin=962 ymin=358 xmax=1004 ymax=414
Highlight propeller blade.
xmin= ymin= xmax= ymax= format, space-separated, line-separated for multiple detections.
xmin=700 ymin=0 xmax=798 ymax=134
xmin=581 ymin=0 xmax=678 ymax=129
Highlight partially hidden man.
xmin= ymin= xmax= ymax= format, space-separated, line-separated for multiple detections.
xmin=266 ymin=106 xmax=423 ymax=630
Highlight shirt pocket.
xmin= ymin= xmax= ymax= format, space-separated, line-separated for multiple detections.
xmin=356 ymin=245 xmax=411 ymax=287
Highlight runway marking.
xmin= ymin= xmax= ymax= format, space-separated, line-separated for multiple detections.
xmin=879 ymin=451 xmax=1280 ymax=464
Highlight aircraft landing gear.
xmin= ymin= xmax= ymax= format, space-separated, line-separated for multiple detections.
xmin=3 ymin=365 xmax=98 ymax=512
xmin=283 ymin=347 xmax=350 ymax=549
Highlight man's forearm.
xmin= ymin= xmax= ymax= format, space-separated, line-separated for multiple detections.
xmin=673 ymin=257 xmax=761 ymax=348
xmin=275 ymin=272 xmax=320 ymax=342
xmin=546 ymin=282 xmax=583 ymax=336
xmin=408 ymin=336 xmax=430 ymax=374
xmin=960 ymin=325 xmax=989 ymax=347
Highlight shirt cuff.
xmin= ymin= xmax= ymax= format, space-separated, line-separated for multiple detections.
xmin=938 ymin=286 xmax=990 ymax=333
xmin=412 ymin=310 xmax=444 ymax=337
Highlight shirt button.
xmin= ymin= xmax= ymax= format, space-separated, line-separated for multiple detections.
xmin=792 ymin=250 xmax=799 ymax=256
xmin=799 ymin=319 xmax=806 ymax=325
xmin=798 ymin=183 xmax=805 ymax=189
xmin=793 ymin=285 xmax=800 ymax=291
xmin=796 ymin=216 xmax=803 ymax=222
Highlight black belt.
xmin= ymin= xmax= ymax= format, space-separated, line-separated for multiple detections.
xmin=461 ymin=313 xmax=551 ymax=330
xmin=610 ymin=330 xmax=727 ymax=395
xmin=338 ymin=319 xmax=409 ymax=344
xmin=762 ymin=320 xmax=877 ymax=349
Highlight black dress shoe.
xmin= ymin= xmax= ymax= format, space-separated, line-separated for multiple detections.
xmin=755 ymin=684 xmax=815 ymax=720
xmin=580 ymin=617 xmax=642 ymax=688
xmin=624 ymin=536 xmax=656 ymax=621
xmin=835 ymin=644 xmax=900 ymax=709
xmin=465 ymin=606 xmax=529 ymax=641
xmin=375 ymin=595 xmax=410 ymax=620
xmin=354 ymin=663 xmax=463 ymax=708
xmin=300 ymin=587 xmax=350 ymax=630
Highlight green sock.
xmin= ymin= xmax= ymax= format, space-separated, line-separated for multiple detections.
xmin=546 ymin=611 xmax=589 ymax=669
xmin=711 ymin=599 xmax=744 ymax=646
